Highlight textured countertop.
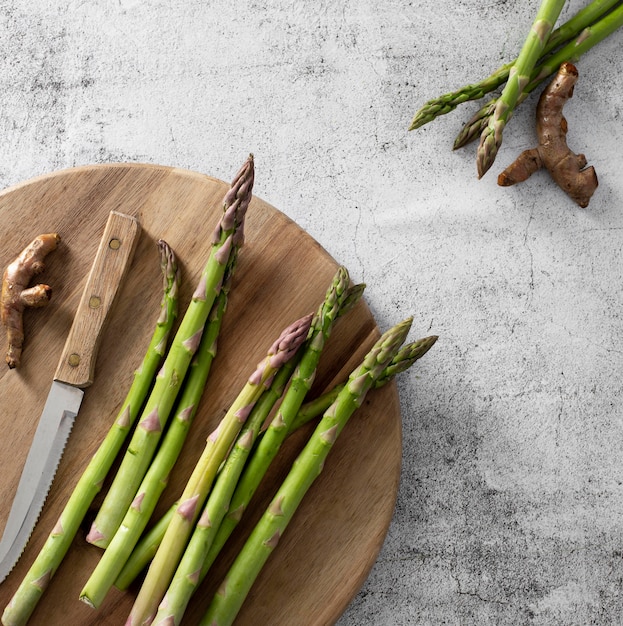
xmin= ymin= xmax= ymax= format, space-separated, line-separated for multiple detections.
xmin=1 ymin=1 xmax=622 ymax=624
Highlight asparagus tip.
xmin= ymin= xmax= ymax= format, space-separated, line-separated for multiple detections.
xmin=476 ymin=130 xmax=499 ymax=178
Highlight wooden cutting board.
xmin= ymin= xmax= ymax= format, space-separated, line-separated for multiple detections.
xmin=0 ymin=163 xmax=402 ymax=625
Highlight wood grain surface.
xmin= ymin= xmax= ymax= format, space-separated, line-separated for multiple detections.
xmin=0 ymin=163 xmax=402 ymax=626
xmin=54 ymin=210 xmax=140 ymax=387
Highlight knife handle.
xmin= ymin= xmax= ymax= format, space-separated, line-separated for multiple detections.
xmin=54 ymin=211 xmax=141 ymax=388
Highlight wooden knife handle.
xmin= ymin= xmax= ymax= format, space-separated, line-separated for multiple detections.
xmin=54 ymin=211 xmax=141 ymax=388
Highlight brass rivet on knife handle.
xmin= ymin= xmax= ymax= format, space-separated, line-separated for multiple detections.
xmin=54 ymin=211 xmax=141 ymax=388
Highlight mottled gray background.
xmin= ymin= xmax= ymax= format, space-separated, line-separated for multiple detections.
xmin=1 ymin=1 xmax=623 ymax=624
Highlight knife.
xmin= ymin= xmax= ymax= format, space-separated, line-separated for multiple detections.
xmin=0 ymin=210 xmax=140 ymax=582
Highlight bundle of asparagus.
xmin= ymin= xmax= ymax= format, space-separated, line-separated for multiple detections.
xmin=2 ymin=153 xmax=438 ymax=626
xmin=84 ymin=259 xmax=434 ymax=626
xmin=116 ymin=270 xmax=436 ymax=626
xmin=409 ymin=0 xmax=623 ymax=176
xmin=200 ymin=317 xmax=417 ymax=626
xmin=110 ymin=253 xmax=435 ymax=625
xmin=155 ymin=328 xmax=437 ymax=626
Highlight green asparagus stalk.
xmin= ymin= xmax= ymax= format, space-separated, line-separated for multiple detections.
xmin=150 ymin=267 xmax=358 ymax=625
xmin=201 ymin=317 xmax=414 ymax=626
xmin=0 ymin=241 xmax=180 ymax=626
xmin=86 ymin=155 xmax=254 ymax=549
xmin=126 ymin=312 xmax=313 ymax=626
xmin=409 ymin=62 xmax=515 ymax=132
xmin=476 ymin=0 xmax=566 ymax=177
xmin=114 ymin=503 xmax=176 ymax=591
xmin=79 ymin=249 xmax=239 ymax=609
xmin=409 ymin=0 xmax=620 ymax=130
xmin=113 ymin=333 xmax=437 ymax=590
xmin=454 ymin=3 xmax=623 ymax=150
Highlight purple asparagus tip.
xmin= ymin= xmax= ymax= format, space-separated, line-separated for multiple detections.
xmin=248 ymin=313 xmax=313 ymax=385
xmin=213 ymin=154 xmax=255 ymax=244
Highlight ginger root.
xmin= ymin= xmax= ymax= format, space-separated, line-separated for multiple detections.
xmin=1 ymin=233 xmax=60 ymax=368
xmin=498 ymin=62 xmax=598 ymax=208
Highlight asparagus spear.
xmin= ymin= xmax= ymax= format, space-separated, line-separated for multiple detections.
xmin=113 ymin=334 xmax=438 ymax=591
xmin=0 ymin=241 xmax=180 ymax=626
xmin=114 ymin=504 xmax=176 ymax=591
xmin=409 ymin=0 xmax=620 ymax=130
xmin=79 ymin=248 xmax=238 ymax=609
xmin=476 ymin=0 xmax=566 ymax=178
xmin=453 ymin=100 xmax=497 ymax=151
xmin=150 ymin=267 xmax=358 ymax=625
xmin=409 ymin=63 xmax=515 ymax=132
xmin=201 ymin=318 xmax=414 ymax=626
xmin=126 ymin=312 xmax=313 ymax=626
xmin=453 ymin=4 xmax=623 ymax=150
xmin=86 ymin=155 xmax=254 ymax=549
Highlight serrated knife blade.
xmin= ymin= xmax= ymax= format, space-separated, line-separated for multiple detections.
xmin=0 ymin=211 xmax=140 ymax=583
xmin=0 ymin=382 xmax=81 ymax=583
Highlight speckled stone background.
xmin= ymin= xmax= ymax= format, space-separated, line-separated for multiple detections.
xmin=1 ymin=1 xmax=622 ymax=624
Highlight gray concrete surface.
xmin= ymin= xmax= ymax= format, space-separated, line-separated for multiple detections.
xmin=1 ymin=1 xmax=622 ymax=624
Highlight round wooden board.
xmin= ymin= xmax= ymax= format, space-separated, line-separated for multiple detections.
xmin=0 ymin=163 xmax=402 ymax=625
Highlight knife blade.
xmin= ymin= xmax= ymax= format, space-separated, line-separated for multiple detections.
xmin=0 ymin=210 xmax=140 ymax=582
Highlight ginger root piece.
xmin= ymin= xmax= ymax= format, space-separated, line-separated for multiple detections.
xmin=1 ymin=233 xmax=60 ymax=368
xmin=498 ymin=62 xmax=598 ymax=208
